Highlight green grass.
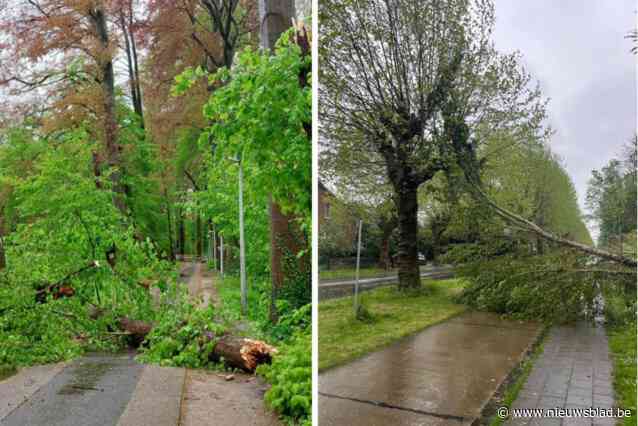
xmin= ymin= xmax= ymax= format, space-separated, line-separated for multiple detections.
xmin=608 ymin=322 xmax=636 ymax=426
xmin=319 ymin=267 xmax=394 ymax=281
xmin=214 ymin=274 xmax=266 ymax=335
xmin=319 ymin=278 xmax=466 ymax=371
xmin=0 ymin=364 xmax=16 ymax=382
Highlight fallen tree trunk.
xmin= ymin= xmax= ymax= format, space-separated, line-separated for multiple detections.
xmin=88 ymin=307 xmax=276 ymax=372
xmin=207 ymin=333 xmax=278 ymax=372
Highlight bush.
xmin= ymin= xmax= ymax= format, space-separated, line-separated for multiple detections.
xmin=270 ymin=303 xmax=311 ymax=341
xmin=257 ymin=330 xmax=311 ymax=425
xmin=604 ymin=293 xmax=637 ymax=328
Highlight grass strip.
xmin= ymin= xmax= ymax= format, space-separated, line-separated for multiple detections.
xmin=319 ymin=278 xmax=466 ymax=371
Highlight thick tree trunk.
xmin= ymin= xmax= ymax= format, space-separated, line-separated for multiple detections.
xmin=395 ymin=183 xmax=421 ymax=290
xmin=111 ymin=315 xmax=276 ymax=372
xmin=260 ymin=0 xmax=298 ymax=323
xmin=269 ymin=200 xmax=308 ymax=322
xmin=208 ymin=334 xmax=277 ymax=372
xmin=92 ymin=7 xmax=127 ymax=215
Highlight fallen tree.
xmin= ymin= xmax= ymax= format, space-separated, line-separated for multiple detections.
xmin=443 ymin=94 xmax=638 ymax=269
xmin=89 ymin=306 xmax=277 ymax=372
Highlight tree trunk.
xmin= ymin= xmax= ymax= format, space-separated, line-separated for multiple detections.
xmin=178 ymin=211 xmax=185 ymax=256
xmin=196 ymin=215 xmax=202 ymax=259
xmin=378 ymin=217 xmax=396 ymax=270
xmin=164 ymin=190 xmax=175 ymax=261
xmin=260 ymin=0 xmax=297 ymax=323
xmin=208 ymin=334 xmax=277 ymax=372
xmin=379 ymin=236 xmax=391 ymax=270
xmin=395 ymin=182 xmax=420 ymax=290
xmin=92 ymin=7 xmax=127 ymax=216
xmin=111 ymin=315 xmax=276 ymax=372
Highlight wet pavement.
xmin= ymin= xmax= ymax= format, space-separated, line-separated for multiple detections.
xmin=2 ymin=353 xmax=144 ymax=426
xmin=181 ymin=370 xmax=281 ymax=426
xmin=505 ymin=323 xmax=616 ymax=426
xmin=319 ymin=311 xmax=541 ymax=425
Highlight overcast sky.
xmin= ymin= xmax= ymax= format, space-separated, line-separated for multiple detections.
xmin=492 ymin=1 xmax=636 ymax=237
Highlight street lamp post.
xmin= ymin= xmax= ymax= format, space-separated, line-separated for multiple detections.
xmin=238 ymin=158 xmax=247 ymax=316
xmin=220 ymin=235 xmax=224 ymax=277
xmin=210 ymin=140 xmax=247 ymax=316
xmin=212 ymin=225 xmax=217 ymax=270
xmin=354 ymin=219 xmax=363 ymax=315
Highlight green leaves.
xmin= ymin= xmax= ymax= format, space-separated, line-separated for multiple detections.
xmin=257 ymin=328 xmax=311 ymax=424
xmin=201 ymin=37 xmax=311 ymax=225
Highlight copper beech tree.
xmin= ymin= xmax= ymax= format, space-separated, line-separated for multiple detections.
xmin=0 ymin=0 xmax=134 ymax=214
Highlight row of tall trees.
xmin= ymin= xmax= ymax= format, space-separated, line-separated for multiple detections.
xmin=0 ymin=0 xmax=311 ymax=324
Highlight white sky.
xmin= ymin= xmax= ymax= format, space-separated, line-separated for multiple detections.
xmin=492 ymin=0 xmax=637 ymax=238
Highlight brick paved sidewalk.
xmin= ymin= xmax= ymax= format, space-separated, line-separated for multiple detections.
xmin=505 ymin=322 xmax=616 ymax=426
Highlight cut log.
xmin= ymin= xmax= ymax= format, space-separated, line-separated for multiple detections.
xmin=208 ymin=334 xmax=278 ymax=373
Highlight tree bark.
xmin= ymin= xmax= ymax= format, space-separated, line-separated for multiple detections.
xmin=378 ymin=215 xmax=396 ymax=270
xmin=208 ymin=334 xmax=277 ymax=372
xmin=260 ymin=0 xmax=298 ymax=323
xmin=395 ymin=182 xmax=421 ymax=290
xmin=473 ymin=185 xmax=638 ymax=268
xmin=164 ymin=190 xmax=175 ymax=261
xmin=110 ymin=315 xmax=277 ymax=372
xmin=91 ymin=6 xmax=127 ymax=215
xmin=178 ymin=210 xmax=186 ymax=256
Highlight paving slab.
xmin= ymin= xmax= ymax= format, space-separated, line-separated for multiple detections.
xmin=0 ymin=362 xmax=67 ymax=421
xmin=319 ymin=394 xmax=470 ymax=426
xmin=180 ymin=369 xmax=281 ymax=426
xmin=319 ymin=311 xmax=541 ymax=425
xmin=116 ymin=365 xmax=185 ymax=426
xmin=1 ymin=352 xmax=144 ymax=426
xmin=505 ymin=323 xmax=617 ymax=426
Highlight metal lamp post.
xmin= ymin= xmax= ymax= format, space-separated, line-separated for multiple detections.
xmin=211 ymin=141 xmax=247 ymax=316
xmin=237 ymin=157 xmax=247 ymax=316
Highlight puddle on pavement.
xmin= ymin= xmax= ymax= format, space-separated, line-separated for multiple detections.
xmin=57 ymin=360 xmax=112 ymax=395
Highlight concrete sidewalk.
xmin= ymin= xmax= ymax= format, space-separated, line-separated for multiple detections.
xmin=319 ymin=311 xmax=541 ymax=425
xmin=0 ymin=352 xmax=186 ymax=426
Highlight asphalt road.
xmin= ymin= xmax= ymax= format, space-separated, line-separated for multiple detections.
xmin=319 ymin=266 xmax=454 ymax=300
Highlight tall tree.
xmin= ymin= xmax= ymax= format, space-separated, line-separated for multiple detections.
xmin=259 ymin=0 xmax=312 ymax=321
xmin=320 ymin=0 xmax=547 ymax=289
xmin=0 ymin=0 xmax=127 ymax=214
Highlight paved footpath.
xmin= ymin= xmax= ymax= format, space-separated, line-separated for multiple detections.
xmin=319 ymin=311 xmax=542 ymax=425
xmin=0 ymin=261 xmax=279 ymax=426
xmin=505 ymin=323 xmax=616 ymax=426
xmin=0 ymin=352 xmax=184 ymax=426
